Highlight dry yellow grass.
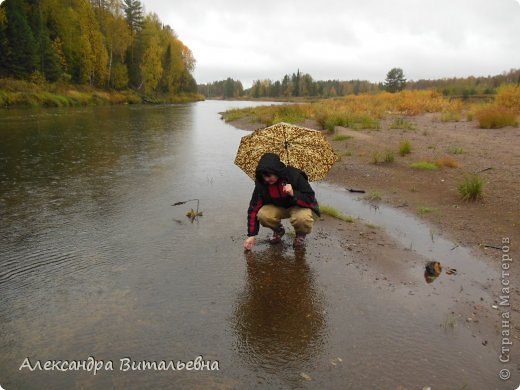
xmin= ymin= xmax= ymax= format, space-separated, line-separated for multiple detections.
xmin=436 ymin=158 xmax=459 ymax=168
xmin=223 ymin=86 xmax=519 ymax=131
xmin=496 ymin=84 xmax=520 ymax=113
xmin=475 ymin=106 xmax=518 ymax=128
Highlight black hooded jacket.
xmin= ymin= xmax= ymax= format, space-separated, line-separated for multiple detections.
xmin=247 ymin=153 xmax=320 ymax=236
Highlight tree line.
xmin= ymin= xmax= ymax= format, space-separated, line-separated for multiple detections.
xmin=198 ymin=70 xmax=380 ymax=99
xmin=408 ymin=69 xmax=520 ymax=97
xmin=197 ymin=77 xmax=244 ymax=99
xmin=0 ymin=0 xmax=197 ymax=95
xmin=199 ymin=68 xmax=520 ymax=99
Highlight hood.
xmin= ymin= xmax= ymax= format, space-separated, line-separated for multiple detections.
xmin=255 ymin=153 xmax=287 ymax=181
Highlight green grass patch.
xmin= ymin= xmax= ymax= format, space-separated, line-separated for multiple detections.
xmin=364 ymin=191 xmax=382 ymax=201
xmin=440 ymin=109 xmax=461 ymax=122
xmin=222 ymin=104 xmax=311 ymax=126
xmin=390 ymin=117 xmax=416 ymax=130
xmin=458 ymin=175 xmax=484 ymax=201
xmin=320 ymin=112 xmax=380 ymax=132
xmin=0 ymin=82 xmax=148 ymax=108
xmin=417 ymin=207 xmax=437 ymax=214
xmin=272 ymin=105 xmax=307 ymax=124
xmin=410 ymin=161 xmax=438 ymax=170
xmin=371 ymin=151 xmax=381 ymax=164
xmin=399 ymin=140 xmax=412 ymax=156
xmin=384 ymin=149 xmax=395 ymax=163
xmin=320 ymin=205 xmax=354 ymax=223
xmin=354 ymin=115 xmax=381 ymax=130
xmin=447 ymin=145 xmax=464 ymax=154
xmin=332 ymin=134 xmax=352 ymax=141
xmin=221 ymin=108 xmax=254 ymax=122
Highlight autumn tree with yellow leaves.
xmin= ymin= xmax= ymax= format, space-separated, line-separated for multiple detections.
xmin=0 ymin=0 xmax=197 ymax=96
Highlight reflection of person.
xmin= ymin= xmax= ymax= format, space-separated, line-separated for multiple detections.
xmin=243 ymin=153 xmax=320 ymax=250
xmin=233 ymin=249 xmax=325 ymax=376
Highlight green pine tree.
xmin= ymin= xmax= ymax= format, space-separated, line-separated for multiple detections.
xmin=384 ymin=67 xmax=407 ymax=93
xmin=0 ymin=4 xmax=9 ymax=77
xmin=3 ymin=0 xmax=38 ymax=78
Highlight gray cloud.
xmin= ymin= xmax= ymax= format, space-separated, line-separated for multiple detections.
xmin=141 ymin=0 xmax=520 ymax=87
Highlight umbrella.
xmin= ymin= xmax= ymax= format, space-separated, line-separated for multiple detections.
xmin=234 ymin=122 xmax=338 ymax=182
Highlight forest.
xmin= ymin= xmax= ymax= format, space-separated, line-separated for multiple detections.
xmin=0 ymin=0 xmax=197 ymax=96
xmin=199 ymin=68 xmax=520 ymax=99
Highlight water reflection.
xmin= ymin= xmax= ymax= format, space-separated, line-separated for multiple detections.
xmin=233 ymin=246 xmax=326 ymax=382
xmin=0 ymin=105 xmax=193 ymax=246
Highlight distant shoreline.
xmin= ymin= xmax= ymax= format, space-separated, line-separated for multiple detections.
xmin=0 ymin=79 xmax=204 ymax=109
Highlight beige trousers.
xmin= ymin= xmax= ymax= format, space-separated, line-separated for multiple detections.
xmin=257 ymin=205 xmax=314 ymax=234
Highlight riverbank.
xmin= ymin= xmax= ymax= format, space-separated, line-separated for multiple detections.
xmin=226 ymin=112 xmax=519 ymax=263
xmin=226 ymin=110 xmax=520 ymax=339
xmin=0 ymin=78 xmax=204 ymax=108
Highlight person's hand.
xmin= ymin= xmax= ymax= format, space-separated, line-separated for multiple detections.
xmin=244 ymin=236 xmax=256 ymax=251
xmin=282 ymin=183 xmax=294 ymax=196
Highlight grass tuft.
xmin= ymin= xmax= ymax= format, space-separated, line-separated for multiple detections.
xmin=440 ymin=109 xmax=461 ymax=122
xmin=320 ymin=205 xmax=354 ymax=223
xmin=399 ymin=140 xmax=412 ymax=156
xmin=417 ymin=207 xmax=437 ymax=214
xmin=364 ymin=191 xmax=382 ymax=201
xmin=384 ymin=149 xmax=395 ymax=163
xmin=390 ymin=117 xmax=416 ymax=130
xmin=447 ymin=145 xmax=464 ymax=154
xmin=371 ymin=151 xmax=381 ymax=164
xmin=458 ymin=175 xmax=484 ymax=201
xmin=410 ymin=161 xmax=438 ymax=170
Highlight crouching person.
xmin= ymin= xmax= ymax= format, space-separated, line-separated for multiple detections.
xmin=243 ymin=153 xmax=320 ymax=251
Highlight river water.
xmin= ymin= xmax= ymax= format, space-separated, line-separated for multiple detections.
xmin=0 ymin=101 xmax=511 ymax=389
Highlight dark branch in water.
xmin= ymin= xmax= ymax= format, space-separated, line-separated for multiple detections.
xmin=172 ymin=199 xmax=200 ymax=210
xmin=475 ymin=167 xmax=493 ymax=174
xmin=171 ymin=199 xmax=202 ymax=222
xmin=346 ymin=188 xmax=366 ymax=193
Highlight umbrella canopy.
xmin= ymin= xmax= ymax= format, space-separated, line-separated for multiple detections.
xmin=234 ymin=122 xmax=338 ymax=182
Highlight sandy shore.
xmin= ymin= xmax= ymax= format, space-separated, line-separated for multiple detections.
xmin=229 ymin=113 xmax=518 ymax=265
xmin=228 ymin=112 xmax=520 ymax=346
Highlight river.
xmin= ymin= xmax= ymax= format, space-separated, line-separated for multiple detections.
xmin=0 ymin=101 xmax=511 ymax=389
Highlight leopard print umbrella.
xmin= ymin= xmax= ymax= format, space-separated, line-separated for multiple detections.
xmin=234 ymin=122 xmax=338 ymax=182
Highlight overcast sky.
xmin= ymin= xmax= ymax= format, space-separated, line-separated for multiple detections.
xmin=140 ymin=0 xmax=520 ymax=88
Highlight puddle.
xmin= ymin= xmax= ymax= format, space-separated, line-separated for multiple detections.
xmin=315 ymin=182 xmax=497 ymax=286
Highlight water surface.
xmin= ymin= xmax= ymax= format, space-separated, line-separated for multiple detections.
xmin=0 ymin=101 xmax=511 ymax=389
